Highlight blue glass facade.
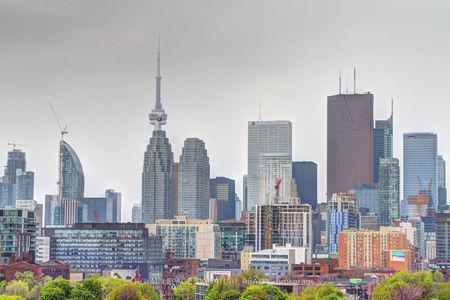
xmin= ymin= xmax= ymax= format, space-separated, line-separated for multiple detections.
xmin=403 ymin=133 xmax=438 ymax=211
xmin=46 ymin=223 xmax=162 ymax=279
xmin=292 ymin=161 xmax=317 ymax=210
xmin=210 ymin=177 xmax=236 ymax=221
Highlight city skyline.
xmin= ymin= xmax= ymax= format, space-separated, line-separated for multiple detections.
xmin=1 ymin=1 xmax=450 ymax=220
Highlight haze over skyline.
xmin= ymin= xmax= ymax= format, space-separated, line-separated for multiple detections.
xmin=1 ymin=0 xmax=450 ymax=221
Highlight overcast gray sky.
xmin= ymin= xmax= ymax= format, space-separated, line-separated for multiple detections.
xmin=1 ymin=0 xmax=449 ymax=221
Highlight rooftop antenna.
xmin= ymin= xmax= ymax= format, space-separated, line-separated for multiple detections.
xmin=353 ymin=67 xmax=356 ymax=94
xmin=49 ymin=102 xmax=68 ymax=140
xmin=339 ymin=70 xmax=342 ymax=94
xmin=391 ymin=98 xmax=394 ymax=117
xmin=346 ymin=76 xmax=348 ymax=94
xmin=258 ymin=95 xmax=263 ymax=121
xmin=7 ymin=143 xmax=26 ymax=150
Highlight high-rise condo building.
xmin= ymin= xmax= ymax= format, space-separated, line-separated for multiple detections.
xmin=327 ymin=93 xmax=373 ymax=197
xmin=210 ymin=177 xmax=236 ymax=221
xmin=132 ymin=204 xmax=142 ymax=223
xmin=247 ymin=120 xmax=292 ymax=211
xmin=438 ymin=155 xmax=447 ymax=212
xmin=5 ymin=149 xmax=26 ymax=185
xmin=373 ymin=101 xmax=393 ymax=183
xmin=403 ymin=133 xmax=438 ymax=212
xmin=292 ymin=161 xmax=317 ymax=210
xmin=142 ymin=39 xmax=174 ymax=224
xmin=172 ymin=162 xmax=179 ymax=217
xmin=81 ymin=189 xmax=121 ymax=223
xmin=0 ymin=208 xmax=36 ymax=264
xmin=338 ymin=227 xmax=411 ymax=272
xmin=327 ymin=193 xmax=360 ymax=254
xmin=147 ymin=216 xmax=220 ymax=260
xmin=15 ymin=169 xmax=34 ymax=200
xmin=0 ymin=149 xmax=34 ymax=208
xmin=242 ymin=175 xmax=248 ymax=212
xmin=57 ymin=141 xmax=85 ymax=225
xmin=178 ymin=138 xmax=210 ymax=219
xmin=255 ymin=203 xmax=312 ymax=256
xmin=45 ymin=223 xmax=163 ymax=279
xmin=378 ymin=158 xmax=400 ymax=226
xmin=436 ymin=213 xmax=450 ymax=262
xmin=259 ymin=153 xmax=292 ymax=204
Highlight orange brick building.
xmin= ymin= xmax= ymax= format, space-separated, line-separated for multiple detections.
xmin=338 ymin=227 xmax=411 ymax=271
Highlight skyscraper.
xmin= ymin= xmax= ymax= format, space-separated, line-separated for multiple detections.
xmin=59 ymin=141 xmax=85 ymax=202
xmin=0 ymin=148 xmax=34 ymax=208
xmin=141 ymin=39 xmax=174 ymax=224
xmin=378 ymin=158 xmax=400 ymax=226
xmin=178 ymin=138 xmax=210 ymax=219
xmin=327 ymin=193 xmax=360 ymax=254
xmin=438 ymin=155 xmax=447 ymax=212
xmin=259 ymin=153 xmax=292 ymax=204
xmin=5 ymin=149 xmax=26 ymax=184
xmin=292 ymin=161 xmax=318 ymax=210
xmin=436 ymin=213 xmax=450 ymax=262
xmin=247 ymin=121 xmax=292 ymax=211
xmin=242 ymin=175 xmax=248 ymax=213
xmin=403 ymin=133 xmax=438 ymax=211
xmin=44 ymin=194 xmax=58 ymax=226
xmin=81 ymin=189 xmax=121 ymax=223
xmin=210 ymin=177 xmax=236 ymax=221
xmin=327 ymin=93 xmax=373 ymax=197
xmin=132 ymin=204 xmax=142 ymax=223
xmin=373 ymin=101 xmax=393 ymax=183
xmin=15 ymin=169 xmax=34 ymax=200
xmin=57 ymin=140 xmax=85 ymax=225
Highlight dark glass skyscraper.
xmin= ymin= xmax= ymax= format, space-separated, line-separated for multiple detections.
xmin=0 ymin=149 xmax=34 ymax=208
xmin=210 ymin=177 xmax=236 ymax=221
xmin=142 ymin=40 xmax=174 ymax=224
xmin=5 ymin=149 xmax=26 ymax=184
xmin=438 ymin=155 xmax=447 ymax=212
xmin=178 ymin=138 xmax=210 ymax=219
xmin=378 ymin=158 xmax=400 ymax=226
xmin=292 ymin=161 xmax=317 ymax=210
xmin=327 ymin=93 xmax=374 ymax=198
xmin=373 ymin=101 xmax=393 ymax=183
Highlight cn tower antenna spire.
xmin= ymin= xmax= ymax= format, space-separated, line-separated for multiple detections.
xmin=157 ymin=35 xmax=161 ymax=78
xmin=149 ymin=35 xmax=167 ymax=130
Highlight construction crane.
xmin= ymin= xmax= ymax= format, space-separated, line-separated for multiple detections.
xmin=49 ymin=102 xmax=68 ymax=140
xmin=7 ymin=142 xmax=26 ymax=150
xmin=409 ymin=171 xmax=431 ymax=217
xmin=274 ymin=179 xmax=282 ymax=204
xmin=92 ymin=210 xmax=100 ymax=223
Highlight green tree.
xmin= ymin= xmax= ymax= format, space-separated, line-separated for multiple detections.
xmin=0 ymin=296 xmax=25 ymax=300
xmin=293 ymin=284 xmax=345 ymax=300
xmin=229 ymin=269 xmax=267 ymax=292
xmin=220 ymin=289 xmax=241 ymax=300
xmin=136 ymin=283 xmax=160 ymax=300
xmin=436 ymin=281 xmax=450 ymax=300
xmin=39 ymin=279 xmax=73 ymax=300
xmin=433 ymin=270 xmax=444 ymax=283
xmin=108 ymin=283 xmax=142 ymax=300
xmin=240 ymin=285 xmax=288 ymax=300
xmin=372 ymin=271 xmax=437 ymax=300
xmin=97 ymin=277 xmax=127 ymax=298
xmin=71 ymin=278 xmax=103 ymax=300
xmin=205 ymin=279 xmax=240 ymax=300
xmin=173 ymin=277 xmax=198 ymax=300
xmin=4 ymin=280 xmax=28 ymax=299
